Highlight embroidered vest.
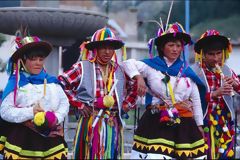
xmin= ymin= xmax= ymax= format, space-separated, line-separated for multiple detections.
xmin=191 ymin=63 xmax=235 ymax=120
xmin=75 ymin=61 xmax=126 ymax=124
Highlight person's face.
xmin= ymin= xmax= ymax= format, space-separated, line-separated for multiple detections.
xmin=24 ymin=56 xmax=45 ymax=74
xmin=96 ymin=45 xmax=115 ymax=65
xmin=203 ymin=49 xmax=223 ymax=68
xmin=162 ymin=40 xmax=183 ymax=62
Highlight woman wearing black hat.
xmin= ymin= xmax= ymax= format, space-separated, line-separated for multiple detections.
xmin=0 ymin=35 xmax=69 ymax=159
xmin=122 ymin=22 xmax=207 ymax=159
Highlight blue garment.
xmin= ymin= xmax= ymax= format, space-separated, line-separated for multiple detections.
xmin=141 ymin=56 xmax=206 ymax=107
xmin=2 ymin=70 xmax=59 ymax=101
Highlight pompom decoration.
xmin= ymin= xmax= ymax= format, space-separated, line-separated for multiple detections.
xmin=227 ymin=150 xmax=234 ymax=157
xmin=33 ymin=111 xmax=57 ymax=136
xmin=219 ymin=138 xmax=224 ymax=143
xmin=213 ymin=120 xmax=218 ymax=125
xmin=221 ymin=144 xmax=227 ymax=149
xmin=45 ymin=111 xmax=57 ymax=128
xmin=97 ymin=97 xmax=105 ymax=109
xmin=159 ymin=106 xmax=180 ymax=126
xmin=34 ymin=112 xmax=46 ymax=126
xmin=227 ymin=113 xmax=231 ymax=118
xmin=103 ymin=95 xmax=115 ymax=108
xmin=218 ymin=148 xmax=224 ymax=153
xmin=204 ymin=127 xmax=209 ymax=133
xmin=223 ymin=126 xmax=229 ymax=132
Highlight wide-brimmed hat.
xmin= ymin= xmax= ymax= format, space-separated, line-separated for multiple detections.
xmin=85 ymin=27 xmax=124 ymax=50
xmin=11 ymin=36 xmax=52 ymax=62
xmin=154 ymin=22 xmax=191 ymax=47
xmin=194 ymin=30 xmax=230 ymax=54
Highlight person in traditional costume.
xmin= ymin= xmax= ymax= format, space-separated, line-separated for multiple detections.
xmin=192 ymin=29 xmax=240 ymax=159
xmin=58 ymin=27 xmax=138 ymax=159
xmin=0 ymin=33 xmax=69 ymax=159
xmin=122 ymin=22 xmax=207 ymax=159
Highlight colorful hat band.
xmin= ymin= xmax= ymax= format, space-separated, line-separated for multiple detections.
xmin=80 ymin=27 xmax=126 ymax=61
xmin=15 ymin=36 xmax=42 ymax=49
xmin=91 ymin=28 xmax=115 ymax=42
xmin=157 ymin=22 xmax=187 ymax=37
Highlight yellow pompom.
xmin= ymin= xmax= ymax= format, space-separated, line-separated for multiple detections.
xmin=217 ymin=110 xmax=221 ymax=115
xmin=216 ymin=131 xmax=219 ymax=136
xmin=175 ymin=118 xmax=181 ymax=124
xmin=227 ymin=149 xmax=234 ymax=157
xmin=34 ymin=112 xmax=46 ymax=126
xmin=227 ymin=113 xmax=231 ymax=118
xmin=103 ymin=95 xmax=115 ymax=108
xmin=213 ymin=120 xmax=218 ymax=125
xmin=219 ymin=138 xmax=224 ymax=143
xmin=221 ymin=144 xmax=227 ymax=149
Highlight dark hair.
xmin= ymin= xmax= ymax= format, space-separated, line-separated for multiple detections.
xmin=156 ymin=37 xmax=184 ymax=57
xmin=202 ymin=41 xmax=226 ymax=54
xmin=23 ymin=48 xmax=48 ymax=60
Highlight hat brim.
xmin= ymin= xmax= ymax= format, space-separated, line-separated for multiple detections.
xmin=155 ymin=33 xmax=191 ymax=46
xmin=11 ymin=41 xmax=52 ymax=62
xmin=85 ymin=40 xmax=124 ymax=50
xmin=194 ymin=35 xmax=229 ymax=54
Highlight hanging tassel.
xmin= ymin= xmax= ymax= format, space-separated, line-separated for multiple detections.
xmin=200 ymin=49 xmax=203 ymax=67
xmin=113 ymin=52 xmax=119 ymax=70
xmin=89 ymin=50 xmax=97 ymax=62
xmin=122 ymin=46 xmax=127 ymax=61
xmin=13 ymin=59 xmax=21 ymax=107
xmin=79 ymin=42 xmax=87 ymax=60
xmin=107 ymin=66 xmax=114 ymax=92
xmin=148 ymin=38 xmax=153 ymax=58
xmin=43 ymin=78 xmax=47 ymax=97
xmin=222 ymin=49 xmax=225 ymax=66
xmin=225 ymin=49 xmax=230 ymax=60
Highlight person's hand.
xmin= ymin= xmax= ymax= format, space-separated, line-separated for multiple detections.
xmin=224 ymin=76 xmax=239 ymax=89
xmin=212 ymin=83 xmax=233 ymax=98
xmin=48 ymin=125 xmax=64 ymax=137
xmin=198 ymin=126 xmax=205 ymax=140
xmin=175 ymin=99 xmax=193 ymax=112
xmin=33 ymin=103 xmax=44 ymax=115
xmin=134 ymin=75 xmax=147 ymax=97
xmin=122 ymin=103 xmax=130 ymax=113
xmin=79 ymin=104 xmax=93 ymax=118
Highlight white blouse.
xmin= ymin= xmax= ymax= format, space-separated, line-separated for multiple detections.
xmin=0 ymin=83 xmax=69 ymax=124
xmin=122 ymin=58 xmax=203 ymax=126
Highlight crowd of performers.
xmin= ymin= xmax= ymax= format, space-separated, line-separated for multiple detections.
xmin=0 ymin=22 xmax=240 ymax=159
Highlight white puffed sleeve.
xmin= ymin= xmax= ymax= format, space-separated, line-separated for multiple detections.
xmin=121 ymin=59 xmax=149 ymax=78
xmin=190 ymin=82 xmax=204 ymax=126
xmin=54 ymin=85 xmax=69 ymax=124
xmin=0 ymin=92 xmax=34 ymax=123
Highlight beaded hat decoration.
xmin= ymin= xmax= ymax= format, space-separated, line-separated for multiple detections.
xmin=80 ymin=27 xmax=126 ymax=61
xmin=194 ymin=29 xmax=232 ymax=66
xmin=148 ymin=22 xmax=191 ymax=58
xmin=155 ymin=22 xmax=191 ymax=46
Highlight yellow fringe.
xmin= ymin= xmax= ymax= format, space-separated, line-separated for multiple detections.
xmin=4 ymin=149 xmax=67 ymax=160
xmin=133 ymin=141 xmax=174 ymax=155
